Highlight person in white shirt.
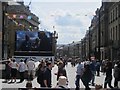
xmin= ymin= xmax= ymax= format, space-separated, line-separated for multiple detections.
xmin=24 ymin=59 xmax=28 ymax=80
xmin=9 ymin=58 xmax=18 ymax=83
xmin=75 ymin=61 xmax=84 ymax=89
xmin=18 ymin=59 xmax=26 ymax=83
xmin=27 ymin=58 xmax=35 ymax=80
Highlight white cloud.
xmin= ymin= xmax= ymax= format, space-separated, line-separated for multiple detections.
xmin=57 ymin=32 xmax=85 ymax=44
xmin=56 ymin=26 xmax=86 ymax=44
xmin=55 ymin=14 xmax=82 ymax=27
xmin=23 ymin=1 xmax=101 ymax=44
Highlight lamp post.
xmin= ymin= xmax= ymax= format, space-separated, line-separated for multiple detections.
xmin=98 ymin=8 xmax=101 ymax=61
xmin=2 ymin=2 xmax=7 ymax=59
xmin=52 ymin=30 xmax=58 ymax=57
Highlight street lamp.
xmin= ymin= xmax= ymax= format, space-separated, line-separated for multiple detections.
xmin=98 ymin=8 xmax=101 ymax=61
xmin=52 ymin=30 xmax=58 ymax=57
xmin=2 ymin=2 xmax=6 ymax=59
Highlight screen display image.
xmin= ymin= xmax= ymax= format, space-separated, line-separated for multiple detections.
xmin=15 ymin=31 xmax=53 ymax=56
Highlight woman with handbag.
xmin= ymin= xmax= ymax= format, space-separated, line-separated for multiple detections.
xmin=114 ymin=61 xmax=120 ymax=88
xmin=104 ymin=61 xmax=113 ymax=89
xmin=81 ymin=63 xmax=92 ymax=90
xmin=36 ymin=60 xmax=46 ymax=87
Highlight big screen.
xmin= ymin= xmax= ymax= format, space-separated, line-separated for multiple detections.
xmin=14 ymin=31 xmax=53 ymax=56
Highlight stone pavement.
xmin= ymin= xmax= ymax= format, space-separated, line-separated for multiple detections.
xmin=0 ymin=62 xmax=115 ymax=89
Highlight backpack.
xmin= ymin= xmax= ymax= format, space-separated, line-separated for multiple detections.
xmin=36 ymin=68 xmax=44 ymax=84
xmin=37 ymin=76 xmax=42 ymax=84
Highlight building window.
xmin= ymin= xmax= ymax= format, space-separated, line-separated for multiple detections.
xmin=119 ymin=4 xmax=120 ymax=17
xmin=116 ymin=26 xmax=117 ymax=40
xmin=116 ymin=7 xmax=118 ymax=19
xmin=109 ymin=12 xmax=111 ymax=24
xmin=111 ymin=12 xmax=112 ymax=23
xmin=111 ymin=28 xmax=113 ymax=40
xmin=113 ymin=9 xmax=114 ymax=21
xmin=119 ymin=24 xmax=120 ymax=40
xmin=113 ymin=27 xmax=116 ymax=41
xmin=110 ymin=28 xmax=112 ymax=40
xmin=113 ymin=27 xmax=115 ymax=41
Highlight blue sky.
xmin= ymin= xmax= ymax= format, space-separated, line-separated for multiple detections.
xmin=23 ymin=0 xmax=101 ymax=44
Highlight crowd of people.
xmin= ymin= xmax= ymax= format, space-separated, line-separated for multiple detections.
xmin=2 ymin=57 xmax=120 ymax=90
xmin=75 ymin=59 xmax=120 ymax=90
xmin=3 ymin=57 xmax=36 ymax=83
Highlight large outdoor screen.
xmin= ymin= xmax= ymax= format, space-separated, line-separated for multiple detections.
xmin=14 ymin=31 xmax=53 ymax=56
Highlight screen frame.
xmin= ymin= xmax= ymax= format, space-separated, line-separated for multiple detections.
xmin=14 ymin=31 xmax=54 ymax=56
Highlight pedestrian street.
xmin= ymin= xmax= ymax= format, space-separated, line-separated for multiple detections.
xmin=1 ymin=62 xmax=115 ymax=89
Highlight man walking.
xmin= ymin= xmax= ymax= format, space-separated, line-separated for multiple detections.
xmin=27 ymin=58 xmax=35 ymax=81
xmin=56 ymin=61 xmax=67 ymax=81
xmin=75 ymin=60 xmax=84 ymax=89
xmin=90 ymin=59 xmax=96 ymax=86
xmin=18 ymin=59 xmax=26 ymax=83
xmin=43 ymin=61 xmax=52 ymax=87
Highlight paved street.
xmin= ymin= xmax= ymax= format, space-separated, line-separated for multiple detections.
xmin=0 ymin=62 xmax=114 ymax=89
